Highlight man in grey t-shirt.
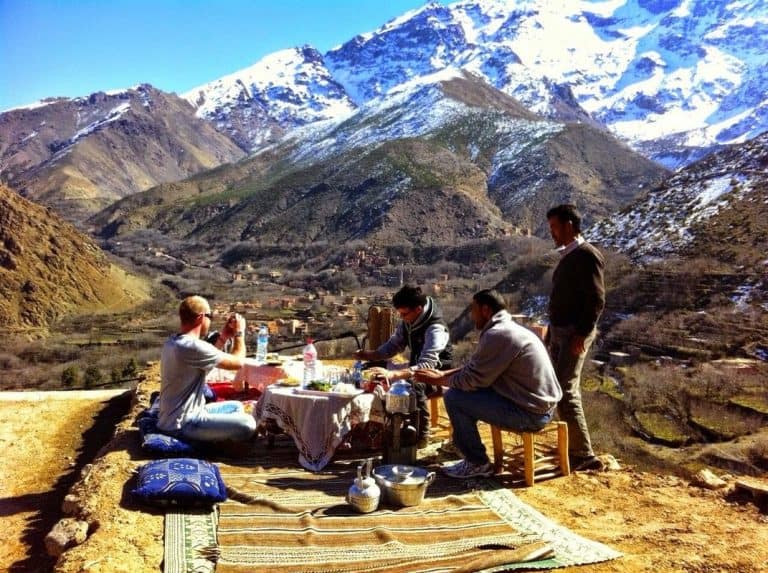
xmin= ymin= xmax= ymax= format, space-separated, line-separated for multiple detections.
xmin=158 ymin=295 xmax=256 ymax=444
xmin=414 ymin=290 xmax=562 ymax=479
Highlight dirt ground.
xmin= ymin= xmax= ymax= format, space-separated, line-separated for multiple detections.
xmin=2 ymin=370 xmax=768 ymax=573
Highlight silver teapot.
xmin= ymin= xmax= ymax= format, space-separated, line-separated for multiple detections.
xmin=385 ymin=380 xmax=412 ymax=414
xmin=346 ymin=458 xmax=380 ymax=513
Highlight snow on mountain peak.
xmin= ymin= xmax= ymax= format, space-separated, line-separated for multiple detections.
xmin=182 ymin=0 xmax=768 ymax=167
xmin=321 ymin=0 xmax=768 ymax=167
xmin=182 ymin=46 xmax=356 ymax=149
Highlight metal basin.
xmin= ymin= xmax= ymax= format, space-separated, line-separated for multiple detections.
xmin=372 ymin=464 xmax=436 ymax=507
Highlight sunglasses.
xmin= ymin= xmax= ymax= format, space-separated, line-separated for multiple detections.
xmin=202 ymin=312 xmax=214 ymax=319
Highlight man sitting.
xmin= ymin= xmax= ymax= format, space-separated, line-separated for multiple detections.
xmin=414 ymin=289 xmax=562 ymax=478
xmin=355 ymin=285 xmax=453 ymax=448
xmin=157 ymin=295 xmax=257 ymax=446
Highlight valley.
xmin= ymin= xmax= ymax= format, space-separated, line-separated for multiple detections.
xmin=1 ymin=1 xmax=767 ymax=569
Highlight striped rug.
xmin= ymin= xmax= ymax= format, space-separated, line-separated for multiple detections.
xmin=165 ymin=446 xmax=620 ymax=573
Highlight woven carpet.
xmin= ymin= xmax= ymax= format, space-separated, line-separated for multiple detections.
xmin=165 ymin=446 xmax=620 ymax=573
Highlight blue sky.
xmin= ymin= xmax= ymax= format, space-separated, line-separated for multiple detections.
xmin=0 ymin=0 xmax=427 ymax=111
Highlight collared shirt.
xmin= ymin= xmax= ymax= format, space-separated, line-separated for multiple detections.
xmin=557 ymin=235 xmax=585 ymax=257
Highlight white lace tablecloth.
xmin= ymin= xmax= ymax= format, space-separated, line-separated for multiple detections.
xmin=254 ymin=386 xmax=385 ymax=471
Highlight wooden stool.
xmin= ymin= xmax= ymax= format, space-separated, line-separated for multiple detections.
xmin=428 ymin=393 xmax=451 ymax=432
xmin=491 ymin=421 xmax=570 ymax=486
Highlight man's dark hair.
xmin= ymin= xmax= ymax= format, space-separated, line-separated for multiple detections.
xmin=546 ymin=204 xmax=582 ymax=234
xmin=392 ymin=285 xmax=427 ymax=309
xmin=472 ymin=289 xmax=507 ymax=314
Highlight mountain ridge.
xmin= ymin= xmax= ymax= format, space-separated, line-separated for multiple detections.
xmin=183 ymin=0 xmax=768 ymax=168
xmin=0 ymin=183 xmax=148 ymax=329
xmin=0 ymin=85 xmax=245 ymax=221
xmin=93 ymin=73 xmax=667 ymax=249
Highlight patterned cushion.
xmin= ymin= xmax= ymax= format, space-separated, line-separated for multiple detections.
xmin=136 ymin=414 xmax=198 ymax=456
xmin=132 ymin=458 xmax=227 ymax=507
xmin=142 ymin=433 xmax=198 ymax=457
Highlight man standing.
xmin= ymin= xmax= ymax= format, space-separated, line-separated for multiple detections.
xmin=355 ymin=285 xmax=453 ymax=448
xmin=414 ymin=290 xmax=561 ymax=478
xmin=546 ymin=204 xmax=605 ymax=471
xmin=158 ymin=295 xmax=257 ymax=445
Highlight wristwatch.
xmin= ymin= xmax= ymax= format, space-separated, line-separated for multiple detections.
xmin=234 ymin=331 xmax=244 ymax=338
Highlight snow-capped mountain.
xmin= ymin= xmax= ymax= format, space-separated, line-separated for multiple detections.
xmin=0 ymin=85 xmax=244 ymax=221
xmin=99 ymin=71 xmax=665 ymax=246
xmin=590 ymin=130 xmax=768 ymax=263
xmin=183 ymin=46 xmax=356 ymax=150
xmin=184 ymin=0 xmax=768 ymax=169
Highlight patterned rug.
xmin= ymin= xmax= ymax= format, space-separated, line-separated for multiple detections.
xmin=165 ymin=448 xmax=621 ymax=573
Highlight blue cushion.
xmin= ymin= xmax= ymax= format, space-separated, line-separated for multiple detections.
xmin=142 ymin=433 xmax=198 ymax=456
xmin=132 ymin=458 xmax=227 ymax=507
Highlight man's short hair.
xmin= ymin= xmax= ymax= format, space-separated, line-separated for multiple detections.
xmin=546 ymin=204 xmax=582 ymax=234
xmin=472 ymin=289 xmax=507 ymax=314
xmin=392 ymin=285 xmax=427 ymax=309
xmin=179 ymin=295 xmax=208 ymax=325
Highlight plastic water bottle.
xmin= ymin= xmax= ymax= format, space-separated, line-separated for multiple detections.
xmin=256 ymin=325 xmax=269 ymax=363
xmin=352 ymin=360 xmax=364 ymax=389
xmin=302 ymin=338 xmax=318 ymax=387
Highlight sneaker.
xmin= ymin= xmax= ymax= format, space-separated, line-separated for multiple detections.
xmin=572 ymin=455 xmax=604 ymax=472
xmin=442 ymin=459 xmax=494 ymax=479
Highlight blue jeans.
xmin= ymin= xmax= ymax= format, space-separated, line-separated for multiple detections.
xmin=180 ymin=401 xmax=257 ymax=443
xmin=444 ymin=387 xmax=554 ymax=465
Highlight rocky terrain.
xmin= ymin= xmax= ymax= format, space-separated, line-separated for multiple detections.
xmin=92 ymin=72 xmax=667 ymax=249
xmin=0 ymin=85 xmax=244 ymax=221
xmin=592 ymin=131 xmax=768 ymax=269
xmin=0 ymin=183 xmax=149 ymax=330
xmin=2 ymin=367 xmax=767 ymax=573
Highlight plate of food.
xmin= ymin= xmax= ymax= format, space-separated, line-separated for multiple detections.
xmin=306 ymin=380 xmax=332 ymax=392
xmin=293 ymin=388 xmax=334 ymax=397
xmin=331 ymin=383 xmax=365 ymax=396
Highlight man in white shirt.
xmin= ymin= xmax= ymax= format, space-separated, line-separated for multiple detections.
xmin=158 ymin=295 xmax=256 ymax=444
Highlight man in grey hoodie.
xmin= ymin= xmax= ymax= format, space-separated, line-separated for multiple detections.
xmin=414 ymin=289 xmax=562 ymax=478
xmin=355 ymin=285 xmax=453 ymax=448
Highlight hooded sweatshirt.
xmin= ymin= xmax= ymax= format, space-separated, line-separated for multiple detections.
xmin=447 ymin=310 xmax=562 ymax=415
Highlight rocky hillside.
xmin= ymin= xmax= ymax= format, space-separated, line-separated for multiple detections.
xmin=0 ymin=183 xmax=148 ymax=329
xmin=93 ymin=72 xmax=667 ymax=252
xmin=591 ymin=130 xmax=768 ymax=298
xmin=0 ymin=85 xmax=245 ymax=222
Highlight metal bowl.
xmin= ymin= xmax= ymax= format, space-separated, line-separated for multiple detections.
xmin=372 ymin=464 xmax=436 ymax=507
xmin=390 ymin=465 xmax=414 ymax=481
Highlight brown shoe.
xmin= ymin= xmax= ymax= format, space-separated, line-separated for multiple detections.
xmin=572 ymin=455 xmax=604 ymax=472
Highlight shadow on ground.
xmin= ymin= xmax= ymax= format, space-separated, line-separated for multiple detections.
xmin=6 ymin=392 xmax=132 ymax=573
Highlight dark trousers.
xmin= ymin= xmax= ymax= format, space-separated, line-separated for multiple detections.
xmin=412 ymin=382 xmax=431 ymax=439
